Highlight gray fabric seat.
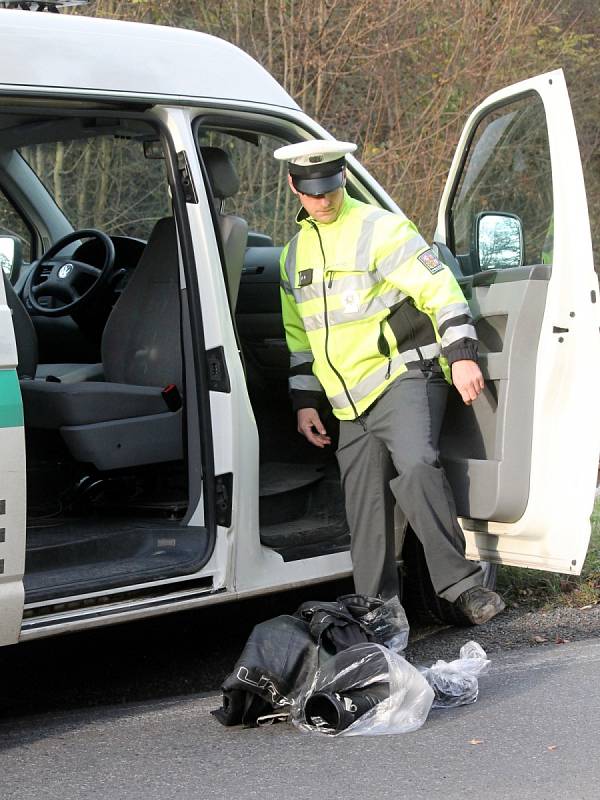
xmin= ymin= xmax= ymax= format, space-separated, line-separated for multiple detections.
xmin=14 ymin=148 xmax=246 ymax=471
xmin=6 ymin=146 xmax=246 ymax=386
xmin=35 ymin=363 xmax=104 ymax=383
xmin=201 ymin=146 xmax=248 ymax=309
xmin=20 ymin=217 xmax=184 ymax=470
xmin=21 ymin=380 xmax=169 ymax=427
xmin=3 ymin=269 xmax=38 ymax=380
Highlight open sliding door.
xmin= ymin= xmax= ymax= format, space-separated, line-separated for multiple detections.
xmin=435 ymin=69 xmax=600 ymax=574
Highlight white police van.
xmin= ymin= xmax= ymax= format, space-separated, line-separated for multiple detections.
xmin=0 ymin=9 xmax=598 ymax=647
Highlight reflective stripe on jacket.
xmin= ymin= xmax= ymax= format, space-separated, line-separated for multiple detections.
xmin=280 ymin=192 xmax=478 ymax=420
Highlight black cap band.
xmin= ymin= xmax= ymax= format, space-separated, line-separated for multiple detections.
xmin=289 ymin=157 xmax=346 ymax=195
xmin=288 ymin=157 xmax=345 ymax=180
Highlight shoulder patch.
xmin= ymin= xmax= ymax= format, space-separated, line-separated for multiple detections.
xmin=418 ymin=249 xmax=444 ymax=275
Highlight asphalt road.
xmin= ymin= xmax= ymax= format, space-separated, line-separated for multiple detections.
xmin=0 ymin=589 xmax=599 ymax=800
xmin=1 ymin=636 xmax=599 ymax=800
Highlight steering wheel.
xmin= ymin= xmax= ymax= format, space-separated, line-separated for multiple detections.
xmin=26 ymin=229 xmax=116 ymax=317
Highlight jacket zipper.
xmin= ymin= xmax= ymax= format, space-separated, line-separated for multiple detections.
xmin=378 ymin=320 xmax=392 ymax=379
xmin=309 ymin=220 xmax=362 ymax=423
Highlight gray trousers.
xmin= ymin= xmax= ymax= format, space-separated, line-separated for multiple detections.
xmin=336 ymin=369 xmax=483 ymax=603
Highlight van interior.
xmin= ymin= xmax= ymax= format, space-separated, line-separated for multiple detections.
xmin=0 ymin=107 xmax=351 ymax=611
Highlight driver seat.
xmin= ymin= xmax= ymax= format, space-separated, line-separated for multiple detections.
xmin=20 ymin=217 xmax=184 ymax=470
xmin=3 ymin=269 xmax=102 ymax=384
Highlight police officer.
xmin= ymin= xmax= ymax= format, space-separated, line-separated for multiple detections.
xmin=275 ymin=139 xmax=505 ymax=625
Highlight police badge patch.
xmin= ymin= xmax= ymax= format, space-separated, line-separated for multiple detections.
xmin=298 ymin=269 xmax=314 ymax=287
xmin=418 ymin=249 xmax=444 ymax=275
xmin=342 ymin=290 xmax=360 ymax=314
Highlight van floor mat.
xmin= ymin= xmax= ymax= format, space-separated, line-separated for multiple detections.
xmin=23 ymin=517 xmax=211 ymax=604
xmin=25 ymin=517 xmax=185 ymax=554
xmin=275 ymin=532 xmax=351 ymax=562
xmin=259 ymin=462 xmax=325 ymax=496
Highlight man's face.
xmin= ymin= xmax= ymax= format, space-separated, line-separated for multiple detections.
xmin=288 ymin=174 xmax=345 ymax=224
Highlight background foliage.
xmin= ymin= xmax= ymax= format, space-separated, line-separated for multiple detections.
xmin=64 ymin=0 xmax=598 ymax=255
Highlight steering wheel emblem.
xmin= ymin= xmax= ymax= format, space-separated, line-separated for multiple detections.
xmin=58 ymin=263 xmax=74 ymax=279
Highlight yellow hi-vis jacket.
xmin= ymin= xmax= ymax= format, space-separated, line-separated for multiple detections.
xmin=280 ymin=192 xmax=478 ymax=420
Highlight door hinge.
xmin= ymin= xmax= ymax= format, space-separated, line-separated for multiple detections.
xmin=215 ymin=473 xmax=233 ymax=528
xmin=206 ymin=346 xmax=231 ymax=393
xmin=177 ymin=150 xmax=198 ymax=204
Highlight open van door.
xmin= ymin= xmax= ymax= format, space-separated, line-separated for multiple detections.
xmin=435 ymin=69 xmax=600 ymax=574
xmin=0 ymin=273 xmax=26 ymax=644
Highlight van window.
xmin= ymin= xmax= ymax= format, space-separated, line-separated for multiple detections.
xmin=20 ymin=136 xmax=171 ymax=241
xmin=0 ymin=188 xmax=31 ymax=262
xmin=450 ymin=93 xmax=553 ymax=271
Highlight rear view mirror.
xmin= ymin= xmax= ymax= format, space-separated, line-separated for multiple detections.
xmin=0 ymin=234 xmax=23 ymax=282
xmin=475 ymin=212 xmax=523 ymax=271
xmin=143 ymin=140 xmax=164 ymax=159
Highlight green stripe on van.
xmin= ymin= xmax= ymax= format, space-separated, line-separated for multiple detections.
xmin=0 ymin=369 xmax=24 ymax=428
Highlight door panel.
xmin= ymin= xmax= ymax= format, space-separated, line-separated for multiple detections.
xmin=0 ymin=279 xmax=26 ymax=645
xmin=441 ymin=266 xmax=549 ymax=521
xmin=435 ymin=69 xmax=600 ymax=574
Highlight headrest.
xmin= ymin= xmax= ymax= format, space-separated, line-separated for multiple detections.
xmin=200 ymin=146 xmax=240 ymax=200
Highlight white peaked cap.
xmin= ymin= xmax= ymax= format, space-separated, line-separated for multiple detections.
xmin=274 ymin=140 xmax=357 ymax=195
xmin=273 ymin=139 xmax=357 ymax=166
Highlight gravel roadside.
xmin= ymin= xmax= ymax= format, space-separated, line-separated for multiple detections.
xmin=405 ymin=603 xmax=600 ymax=665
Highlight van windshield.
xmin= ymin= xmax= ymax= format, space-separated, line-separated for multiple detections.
xmin=19 ymin=134 xmax=171 ymax=240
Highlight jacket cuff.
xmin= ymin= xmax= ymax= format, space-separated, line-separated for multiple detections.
xmin=443 ymin=338 xmax=479 ymax=366
xmin=291 ymin=390 xmax=327 ymax=413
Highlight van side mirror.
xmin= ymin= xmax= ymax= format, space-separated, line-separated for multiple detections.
xmin=0 ymin=234 xmax=23 ymax=282
xmin=474 ymin=212 xmax=523 ymax=271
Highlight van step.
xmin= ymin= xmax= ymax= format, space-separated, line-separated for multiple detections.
xmin=259 ymin=462 xmax=325 ymax=496
xmin=260 ymin=516 xmax=350 ymax=561
xmin=259 ymin=462 xmax=325 ymax=525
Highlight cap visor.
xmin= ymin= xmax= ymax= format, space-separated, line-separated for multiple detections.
xmin=292 ymin=171 xmax=344 ymax=196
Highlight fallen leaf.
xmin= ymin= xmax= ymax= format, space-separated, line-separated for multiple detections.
xmin=468 ymin=739 xmax=484 ymax=745
xmin=547 ymin=745 xmax=558 ymax=751
xmin=533 ymin=635 xmax=547 ymax=643
xmin=559 ymin=580 xmax=577 ymax=593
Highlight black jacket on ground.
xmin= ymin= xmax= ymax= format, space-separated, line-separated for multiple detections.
xmin=212 ymin=594 xmax=393 ymax=727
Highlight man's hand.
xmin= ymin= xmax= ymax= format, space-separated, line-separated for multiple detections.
xmin=451 ymin=359 xmax=485 ymax=406
xmin=297 ymin=408 xmax=331 ymax=448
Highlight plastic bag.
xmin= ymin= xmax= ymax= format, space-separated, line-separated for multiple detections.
xmin=338 ymin=594 xmax=410 ymax=653
xmin=359 ymin=595 xmax=410 ymax=653
xmin=420 ymin=641 xmax=490 ymax=709
xmin=293 ymin=642 xmax=434 ymax=737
